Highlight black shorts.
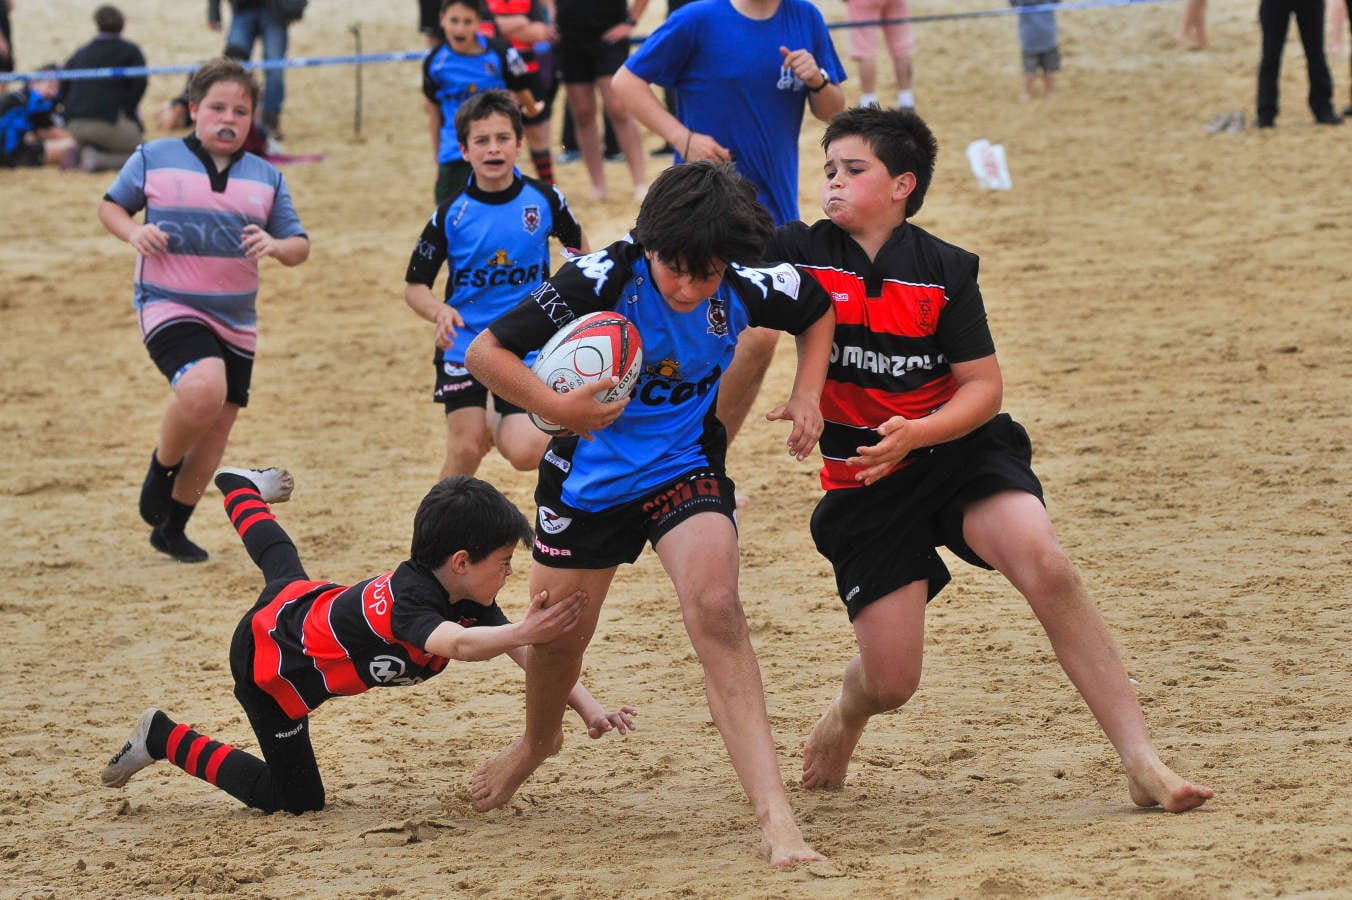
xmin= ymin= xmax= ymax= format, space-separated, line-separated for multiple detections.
xmin=0 ymin=141 xmax=44 ymax=167
xmin=418 ymin=0 xmax=440 ymax=35
xmin=555 ymin=36 xmax=630 ymax=83
xmin=532 ymin=451 xmax=737 ymax=568
xmin=433 ymin=354 xmax=526 ymax=415
xmin=435 ymin=159 xmax=474 ymax=205
xmin=810 ymin=414 xmax=1044 ymax=620
xmin=145 ymin=321 xmax=254 ymax=407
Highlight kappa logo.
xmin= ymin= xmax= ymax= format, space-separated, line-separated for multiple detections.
xmin=273 ymin=722 xmax=305 ymax=739
xmin=538 ymin=505 xmax=572 ymax=534
xmin=369 ymin=655 xmax=408 ymax=684
xmin=573 ymin=249 xmax=615 ymax=296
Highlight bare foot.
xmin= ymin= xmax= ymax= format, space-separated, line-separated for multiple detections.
xmin=1127 ymin=761 xmax=1214 ymax=813
xmin=801 ymin=701 xmax=865 ymax=789
xmin=469 ymin=736 xmax=550 ymax=811
xmin=759 ymin=815 xmax=827 ymax=868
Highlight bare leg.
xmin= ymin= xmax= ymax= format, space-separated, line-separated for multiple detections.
xmin=803 ymin=583 xmax=927 ymax=789
xmin=469 ymin=565 xmax=615 ymax=810
xmin=963 ymin=491 xmax=1213 ymax=812
xmin=173 ymin=403 xmax=240 ymax=506
xmin=716 ymin=327 xmax=779 ymax=444
xmin=565 ymin=82 xmax=607 ymax=200
xmin=491 ymin=411 xmax=550 ymax=472
xmin=441 ymin=406 xmax=493 ymax=478
xmin=855 ymin=56 xmax=878 ymax=100
xmin=597 ymin=75 xmax=647 ymax=197
xmin=657 ymin=514 xmax=824 ymax=867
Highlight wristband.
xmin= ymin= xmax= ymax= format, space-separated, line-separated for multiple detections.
xmin=808 ymin=69 xmax=831 ymax=93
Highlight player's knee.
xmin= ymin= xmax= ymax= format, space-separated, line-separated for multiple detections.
xmin=869 ymin=671 xmax=920 ymax=712
xmin=682 ymin=588 xmax=748 ymax=646
xmin=173 ymin=376 xmax=228 ymax=422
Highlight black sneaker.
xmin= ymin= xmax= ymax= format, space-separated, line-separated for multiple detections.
xmin=1315 ymin=111 xmax=1344 ymax=125
xmin=150 ymin=526 xmax=209 ymax=563
xmin=1256 ymin=117 xmax=1275 ymax=128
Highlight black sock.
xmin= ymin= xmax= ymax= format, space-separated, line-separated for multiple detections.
xmin=162 ymin=498 xmax=195 ymax=536
xmin=218 ymin=473 xmax=306 ymax=582
xmin=160 ymin=717 xmax=276 ymax=811
xmin=151 ymin=500 xmax=209 ymax=562
xmin=139 ymin=450 xmax=182 ymax=527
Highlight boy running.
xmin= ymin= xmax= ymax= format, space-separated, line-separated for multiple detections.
xmin=404 ymin=90 xmax=588 ymax=479
xmin=464 ymin=161 xmax=835 ymax=866
xmin=766 ymin=107 xmax=1214 ymax=813
xmin=101 ymin=467 xmax=634 ymax=813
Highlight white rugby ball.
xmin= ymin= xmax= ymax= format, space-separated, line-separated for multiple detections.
xmin=528 ymin=311 xmax=644 ymax=435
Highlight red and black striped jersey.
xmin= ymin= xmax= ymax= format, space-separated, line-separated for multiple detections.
xmin=249 ymin=560 xmax=509 ymax=719
xmin=766 ymin=220 xmax=996 ymax=491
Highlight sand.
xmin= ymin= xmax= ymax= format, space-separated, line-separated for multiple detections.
xmin=2 ymin=0 xmax=1350 ymax=896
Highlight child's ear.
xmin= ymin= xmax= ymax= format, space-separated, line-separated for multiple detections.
xmin=449 ymin=549 xmax=472 ymax=573
xmin=894 ymin=172 xmax=917 ymax=203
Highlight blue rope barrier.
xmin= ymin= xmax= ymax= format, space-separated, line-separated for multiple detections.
xmin=5 ymin=0 xmax=1180 ymax=84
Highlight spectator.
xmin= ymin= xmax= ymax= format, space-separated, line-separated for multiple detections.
xmin=847 ymin=0 xmax=917 ymax=109
xmin=208 ymin=0 xmax=305 ymax=147
xmin=0 ymin=0 xmax=14 ymax=74
xmin=60 ymin=4 xmax=146 ymax=173
xmin=1256 ymin=0 xmax=1343 ymax=127
xmin=0 ymin=65 xmax=76 ymax=168
xmin=1012 ymin=0 xmax=1059 ymax=101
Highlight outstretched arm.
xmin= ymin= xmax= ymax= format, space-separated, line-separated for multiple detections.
xmin=766 ymin=306 xmax=835 ymax=461
xmin=611 ymin=66 xmax=730 ymax=163
xmin=503 ymin=647 xmax=638 ymax=738
xmin=424 ymin=587 xmax=586 ymax=661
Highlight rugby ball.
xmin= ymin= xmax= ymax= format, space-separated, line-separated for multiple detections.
xmin=528 ymin=311 xmax=643 ymax=435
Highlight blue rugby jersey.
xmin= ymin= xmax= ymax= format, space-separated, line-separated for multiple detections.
xmin=405 ymin=172 xmax=583 ymax=363
xmin=422 ymin=35 xmax=533 ymax=165
xmin=486 ymin=238 xmax=832 ymax=511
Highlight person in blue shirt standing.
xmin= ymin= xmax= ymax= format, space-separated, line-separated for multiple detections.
xmin=1011 ymin=0 xmax=1059 ymax=101
xmin=423 ymin=0 xmax=536 ymax=203
xmin=464 ymin=161 xmax=836 ymax=867
xmin=612 ymin=0 xmax=845 ymax=448
xmin=404 ymin=90 xmax=589 ymax=479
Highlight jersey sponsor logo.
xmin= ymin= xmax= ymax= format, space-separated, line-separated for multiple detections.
xmin=538 ymin=505 xmax=572 ymax=534
xmin=529 ymin=282 xmax=573 ymax=328
xmin=533 ymin=537 xmax=573 ymax=557
xmin=831 ymin=342 xmax=948 ymax=377
xmin=543 ymin=448 xmax=571 ymax=473
xmin=452 ymin=255 xmax=546 ymax=289
xmin=522 ymin=204 xmax=541 ymax=234
xmin=831 ymin=291 xmax=850 ymax=302
xmin=370 ymin=654 xmax=419 ymax=686
xmin=573 ymin=249 xmax=615 ymax=296
xmin=638 ymin=365 xmax=720 ymax=407
xmin=646 ymin=358 xmax=681 ymax=380
xmin=706 ymin=298 xmax=728 ymax=336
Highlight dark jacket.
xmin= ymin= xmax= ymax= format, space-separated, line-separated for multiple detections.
xmin=60 ymin=34 xmax=147 ymax=125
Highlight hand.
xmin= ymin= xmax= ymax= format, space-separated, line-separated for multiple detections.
xmin=848 ymin=415 xmax=919 ymax=486
xmin=765 ymin=394 xmax=823 ymax=462
xmin=240 ymin=224 xmax=278 ymax=260
xmin=550 ymin=377 xmax=630 ymax=440
xmin=682 ymin=130 xmax=731 ymax=164
xmin=128 ymin=223 xmax=170 ymax=257
xmin=518 ymin=587 xmax=586 ymax=644
xmin=434 ymin=305 xmax=464 ymax=350
xmin=779 ymin=45 xmax=821 ymax=89
xmin=601 ymin=20 xmax=634 ymax=44
xmin=586 ymin=705 xmax=638 ymax=739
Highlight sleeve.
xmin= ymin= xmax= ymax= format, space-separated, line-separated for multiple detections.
xmin=620 ymin=11 xmax=696 ymax=90
xmin=102 ymin=145 xmax=148 ymax=214
xmin=933 ymin=252 xmax=996 ymax=363
xmin=730 ymin=261 xmax=832 ymax=334
xmin=447 ymin=598 xmax=510 ymax=627
xmin=761 ymin=221 xmax=812 ymax=265
xmin=263 ymin=171 xmax=307 ymax=239
xmin=404 ymin=205 xmax=451 ymax=288
xmin=421 ymin=50 xmax=440 ymax=105
xmin=488 ymin=241 xmax=635 ymax=356
xmin=545 ymin=184 xmax=584 ymax=252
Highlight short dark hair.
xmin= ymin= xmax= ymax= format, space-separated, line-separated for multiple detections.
xmin=440 ymin=0 xmax=486 ymax=15
xmin=94 ymin=4 xmax=125 ymax=34
xmin=822 ymin=107 xmax=939 ymax=217
xmin=632 ymin=161 xmax=774 ymax=279
xmin=454 ymin=89 xmax=524 ymax=145
xmin=410 ymin=475 xmax=533 ymax=569
xmin=187 ymin=56 xmax=260 ymax=110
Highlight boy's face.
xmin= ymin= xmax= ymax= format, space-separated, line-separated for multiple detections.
xmin=820 ymin=135 xmax=913 ymax=231
xmin=440 ymin=3 xmax=482 ymax=50
xmin=459 ymin=111 xmax=521 ymax=190
xmin=459 ymin=544 xmax=517 ymax=606
xmin=647 ymin=253 xmax=727 ymax=313
xmin=190 ymin=81 xmax=254 ymax=158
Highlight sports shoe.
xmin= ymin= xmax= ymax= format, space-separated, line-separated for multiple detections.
xmin=150 ymin=526 xmax=209 ymax=563
xmin=102 ymin=708 xmax=159 ymax=788
xmin=214 ymin=466 xmax=295 ymax=504
xmin=859 ymin=92 xmax=880 ymax=109
xmin=557 ymin=149 xmax=581 ymax=164
xmin=1314 ymin=111 xmax=1344 ymax=125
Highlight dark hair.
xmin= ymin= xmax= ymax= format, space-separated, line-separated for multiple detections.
xmin=410 ymin=475 xmax=533 ymax=569
xmin=187 ymin=56 xmax=260 ymax=110
xmin=454 ymin=89 xmax=524 ymax=145
xmin=94 ymin=4 xmax=125 ymax=34
xmin=632 ymin=162 xmax=774 ymax=279
xmin=440 ymin=0 xmax=486 ymax=15
xmin=822 ymin=107 xmax=939 ymax=217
